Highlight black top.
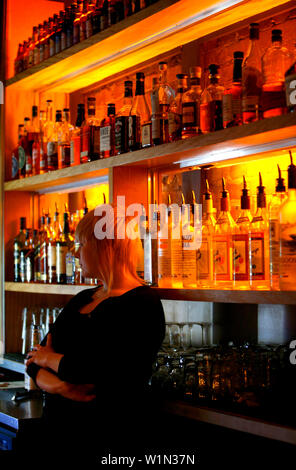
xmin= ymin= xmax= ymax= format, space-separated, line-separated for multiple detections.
xmin=27 ymin=285 xmax=165 ymax=451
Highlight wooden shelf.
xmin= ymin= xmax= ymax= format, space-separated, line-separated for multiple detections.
xmin=5 ymin=282 xmax=296 ymax=304
xmin=4 ymin=114 xmax=296 ymax=193
xmin=4 ymin=0 xmax=290 ymax=93
xmin=164 ymin=400 xmax=296 ymax=445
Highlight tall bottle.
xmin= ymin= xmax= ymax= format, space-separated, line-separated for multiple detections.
xmin=39 ymin=213 xmax=49 ymax=283
xmin=171 ymin=199 xmax=183 ymax=289
xmin=279 ymin=151 xmax=296 ymax=291
xmin=100 ymin=103 xmax=116 ymax=158
xmin=115 ymin=81 xmax=133 ymax=155
xmin=269 ymin=165 xmax=287 ymax=290
xmin=56 ymin=211 xmax=74 ymax=284
xmin=44 ymin=100 xmax=56 ymax=171
xmin=31 ymin=105 xmax=40 ymax=176
xmin=18 ymin=117 xmax=31 ymax=179
xmin=223 ymin=51 xmax=243 ymax=128
xmin=39 ymin=109 xmax=47 ymax=174
xmin=25 ymin=229 xmax=37 ymax=283
xmin=14 ymin=217 xmax=27 ymax=282
xmin=158 ymin=61 xmax=175 ymax=144
xmin=249 ymin=173 xmax=270 ymax=290
xmin=182 ymin=192 xmax=198 ymax=288
xmin=11 ymin=124 xmax=24 ymax=180
xmin=200 ymin=64 xmax=224 ymax=133
xmin=182 ymin=66 xmax=202 ymax=138
xmin=129 ymin=72 xmax=151 ymax=150
xmin=47 ymin=207 xmax=61 ymax=284
xmin=242 ymin=23 xmax=263 ymax=124
xmin=262 ymin=29 xmax=292 ymax=118
xmin=20 ymin=229 xmax=31 ymax=283
xmin=58 ymin=108 xmax=73 ymax=169
xmin=213 ymin=178 xmax=235 ymax=289
xmin=47 ymin=110 xmax=63 ymax=171
xmin=157 ymin=200 xmax=172 ymax=288
xmin=70 ymin=103 xmax=85 ymax=166
xmin=80 ymin=97 xmax=100 ymax=163
xmin=150 ymin=77 xmax=162 ymax=146
xmin=168 ymin=74 xmax=188 ymax=142
xmin=142 ymin=208 xmax=158 ymax=286
xmin=34 ymin=228 xmax=41 ymax=283
xmin=233 ymin=176 xmax=252 ymax=289
xmin=197 ymin=180 xmax=216 ymax=288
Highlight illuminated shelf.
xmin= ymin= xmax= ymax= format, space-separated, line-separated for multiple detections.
xmin=5 ymin=283 xmax=296 ymax=304
xmin=4 ymin=0 xmax=291 ymax=93
xmin=4 ymin=114 xmax=296 ymax=193
xmin=164 ymin=400 xmax=296 ymax=445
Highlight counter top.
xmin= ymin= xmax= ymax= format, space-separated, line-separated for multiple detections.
xmin=0 ymin=387 xmax=43 ymax=431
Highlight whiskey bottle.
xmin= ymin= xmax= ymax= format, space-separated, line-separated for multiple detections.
xmin=44 ymin=100 xmax=56 ymax=171
xmin=168 ymin=73 xmax=188 ymax=142
xmin=200 ymin=64 xmax=224 ymax=133
xmin=115 ymin=81 xmax=133 ymax=155
xmin=70 ymin=103 xmax=85 ymax=166
xmin=31 ymin=105 xmax=40 ymax=176
xmin=279 ymin=151 xmax=296 ymax=291
xmin=233 ymin=176 xmax=252 ymax=289
xmin=58 ymin=108 xmax=73 ymax=169
xmin=158 ymin=61 xmax=175 ymax=144
xmin=197 ymin=180 xmax=216 ymax=288
xmin=269 ymin=165 xmax=287 ymax=290
xmin=47 ymin=110 xmax=63 ymax=172
xmin=262 ymin=29 xmax=292 ymax=118
xmin=151 ymin=77 xmax=161 ymax=146
xmin=182 ymin=66 xmax=202 ymax=138
xmin=14 ymin=217 xmax=27 ymax=282
xmin=56 ymin=211 xmax=74 ymax=284
xmin=223 ymin=51 xmax=243 ymax=128
xmin=213 ymin=178 xmax=235 ymax=289
xmin=249 ymin=173 xmax=270 ymax=290
xmin=92 ymin=0 xmax=102 ymax=34
xmin=129 ymin=72 xmax=150 ymax=150
xmin=80 ymin=97 xmax=100 ymax=162
xmin=242 ymin=23 xmax=262 ymax=124
xmin=11 ymin=124 xmax=23 ymax=180
xmin=285 ymin=60 xmax=296 ymax=113
xmin=20 ymin=229 xmax=31 ymax=283
xmin=100 ymin=103 xmax=116 ymax=158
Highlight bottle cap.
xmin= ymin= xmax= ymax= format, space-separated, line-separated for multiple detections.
xmin=78 ymin=103 xmax=85 ymax=108
xmin=234 ymin=51 xmax=244 ymax=59
xmin=275 ymin=164 xmax=286 ymax=192
xmin=220 ymin=178 xmax=230 ymax=211
xmin=208 ymin=64 xmax=219 ymax=76
xmin=136 ymin=72 xmax=145 ymax=80
xmin=189 ymin=66 xmax=201 ymax=78
xmin=249 ymin=23 xmax=259 ymax=40
xmin=204 ymin=179 xmax=212 ymax=201
xmin=241 ymin=176 xmax=250 ymax=210
xmin=107 ymin=103 xmax=116 ymax=115
xmin=288 ymin=150 xmax=296 ymax=189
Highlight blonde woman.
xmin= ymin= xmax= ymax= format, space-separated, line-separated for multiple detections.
xmin=26 ymin=207 xmax=165 ymax=462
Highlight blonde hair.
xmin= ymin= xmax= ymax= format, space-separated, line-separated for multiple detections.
xmin=75 ymin=207 xmax=144 ymax=292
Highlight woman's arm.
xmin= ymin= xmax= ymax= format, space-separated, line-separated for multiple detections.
xmin=26 ymin=333 xmax=63 ymax=374
xmin=35 ymin=368 xmax=96 ymax=402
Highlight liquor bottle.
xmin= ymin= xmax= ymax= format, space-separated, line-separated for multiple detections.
xmin=32 ymin=26 xmax=39 ymax=65
xmin=47 ymin=109 xmax=62 ymax=172
xmin=49 ymin=15 xmax=58 ymax=57
xmin=39 ymin=213 xmax=49 ymax=283
xmin=24 ymin=314 xmax=43 ymax=391
xmin=14 ymin=43 xmax=22 ymax=74
xmin=20 ymin=229 xmax=31 ymax=283
xmin=57 ymin=108 xmax=73 ymax=169
xmin=23 ymin=40 xmax=29 ymax=70
xmin=223 ymin=51 xmax=243 ymax=128
xmin=80 ymin=97 xmax=100 ymax=162
xmin=269 ymin=165 xmax=287 ymax=290
xmin=200 ymin=64 xmax=224 ymax=133
xmin=157 ymin=201 xmax=172 ymax=288
xmin=100 ymin=0 xmax=109 ymax=30
xmin=233 ymin=176 xmax=252 ymax=289
xmin=129 ymin=72 xmax=151 ymax=150
xmin=171 ymin=199 xmax=183 ymax=289
xmin=66 ymin=6 xmax=75 ymax=48
xmin=182 ymin=66 xmax=202 ymax=138
xmin=197 ymin=180 xmax=216 ymax=288
xmin=115 ymin=81 xmax=133 ymax=155
xmin=61 ymin=10 xmax=67 ymax=51
xmin=100 ymin=103 xmax=116 ymax=158
xmin=39 ymin=23 xmax=46 ymax=62
xmin=31 ymin=105 xmax=40 ymax=176
xmin=44 ymin=100 xmax=55 ymax=170
xmin=249 ymin=173 xmax=270 ymax=290
xmin=92 ymin=0 xmax=102 ymax=34
xmin=34 ymin=228 xmax=41 ymax=283
xmin=182 ymin=192 xmax=198 ymax=288
xmin=47 ymin=207 xmax=61 ymax=284
xmin=86 ymin=0 xmax=94 ymax=38
xmin=279 ymin=151 xmax=296 ymax=291
xmin=262 ymin=29 xmax=293 ymax=118
xmin=158 ymin=61 xmax=175 ymax=144
xmin=168 ymin=74 xmax=188 ymax=142
xmin=79 ymin=0 xmax=88 ymax=42
xmin=285 ymin=59 xmax=296 ymax=113
xmin=43 ymin=20 xmax=50 ymax=60
xmin=213 ymin=178 xmax=235 ymax=289
xmin=14 ymin=217 xmax=27 ymax=282
xmin=115 ymin=0 xmax=125 ymax=22
xmin=11 ymin=124 xmax=24 ymax=180
xmin=56 ymin=211 xmax=74 ymax=284
xmin=142 ymin=208 xmax=158 ymax=286
xmin=18 ymin=117 xmax=31 ymax=179
xmin=151 ymin=77 xmax=161 ymax=146
xmin=71 ymin=104 xmax=85 ymax=166
xmin=73 ymin=1 xmax=82 ymax=44
xmin=55 ymin=11 xmax=64 ymax=55
xmin=242 ymin=23 xmax=262 ymax=123
xmin=28 ymin=229 xmax=38 ymax=283
xmin=39 ymin=109 xmax=47 ymax=174
xmin=108 ymin=0 xmax=117 ymax=25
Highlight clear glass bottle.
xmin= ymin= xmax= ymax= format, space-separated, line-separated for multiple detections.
xmin=47 ymin=110 xmax=63 ymax=171
xmin=18 ymin=117 xmax=31 ymax=179
xmin=12 ymin=124 xmax=23 ymax=180
xmin=39 ymin=109 xmax=47 ymax=174
xmin=182 ymin=66 xmax=202 ymax=138
xmin=279 ymin=151 xmax=296 ymax=291
xmin=158 ymin=61 xmax=175 ymax=144
xmin=262 ymin=29 xmax=293 ymax=118
xmin=128 ymin=72 xmax=150 ymax=150
xmin=182 ymin=193 xmax=198 ymax=288
xmin=200 ymin=64 xmax=224 ymax=133
xmin=100 ymin=103 xmax=116 ymax=158
xmin=242 ymin=23 xmax=263 ymax=124
xmin=14 ymin=217 xmax=27 ymax=282
xmin=150 ymin=77 xmax=162 ymax=146
xmin=115 ymin=81 xmax=133 ymax=155
xmin=56 ymin=211 xmax=74 ymax=284
xmin=168 ymin=73 xmax=188 ymax=142
xmin=58 ymin=108 xmax=73 ymax=169
xmin=157 ymin=202 xmax=172 ymax=288
xmin=269 ymin=165 xmax=287 ymax=290
xmin=223 ymin=51 xmax=243 ymax=128
xmin=44 ymin=100 xmax=55 ymax=171
xmin=233 ymin=176 xmax=252 ymax=290
xmin=249 ymin=173 xmax=270 ymax=290
xmin=213 ymin=178 xmax=236 ymax=289
xmin=80 ymin=97 xmax=100 ymax=162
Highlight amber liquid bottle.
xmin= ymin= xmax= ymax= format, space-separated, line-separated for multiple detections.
xmin=129 ymin=72 xmax=150 ymax=150
xmin=56 ymin=212 xmax=74 ymax=284
xmin=242 ymin=23 xmax=262 ymax=124
xmin=100 ymin=103 xmax=116 ymax=158
xmin=80 ymin=97 xmax=100 ymax=162
xmin=200 ymin=64 xmax=224 ymax=133
xmin=168 ymin=74 xmax=188 ymax=142
xmin=115 ymin=81 xmax=133 ymax=155
xmin=71 ymin=103 xmax=85 ymax=166
xmin=223 ymin=51 xmax=243 ymax=128
xmin=182 ymin=66 xmax=202 ymax=138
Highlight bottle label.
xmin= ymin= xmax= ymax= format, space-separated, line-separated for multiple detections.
xmin=56 ymin=245 xmax=67 ymax=276
xmin=32 ymin=148 xmax=39 ymax=171
xmin=233 ymin=234 xmax=249 ymax=281
xmin=18 ymin=146 xmax=26 ymax=170
xmin=40 ymin=242 xmax=47 ymax=282
xmin=280 ymin=222 xmax=296 ymax=288
xmin=197 ymin=242 xmax=210 ymax=278
xmin=47 ymin=141 xmax=58 ymax=169
xmin=141 ymin=123 xmax=151 ymax=147
xmin=12 ymin=153 xmax=18 ymax=179
xmin=250 ymin=232 xmax=265 ymax=279
xmin=81 ymin=126 xmax=90 ymax=159
xmin=285 ymin=72 xmax=296 ymax=107
xmin=58 ymin=144 xmax=70 ymax=168
xmin=182 ymin=234 xmax=196 ymax=285
xmin=115 ymin=116 xmax=127 ymax=153
xmin=26 ymin=256 xmax=33 ymax=283
xmin=242 ymin=95 xmax=259 ymax=114
xmin=25 ymin=154 xmax=32 ymax=174
xmin=158 ymin=238 xmax=171 ymax=282
xmin=47 ymin=244 xmax=56 ymax=268
xmin=213 ymin=236 xmax=231 ymax=280
xmin=182 ymin=102 xmax=197 ymax=126
xmin=270 ymin=220 xmax=280 ymax=278
xmin=100 ymin=126 xmax=111 ymax=152
xmin=66 ymin=252 xmax=75 ymax=277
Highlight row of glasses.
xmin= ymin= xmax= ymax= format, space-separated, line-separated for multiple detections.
xmin=160 ymin=321 xmax=212 ymax=355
